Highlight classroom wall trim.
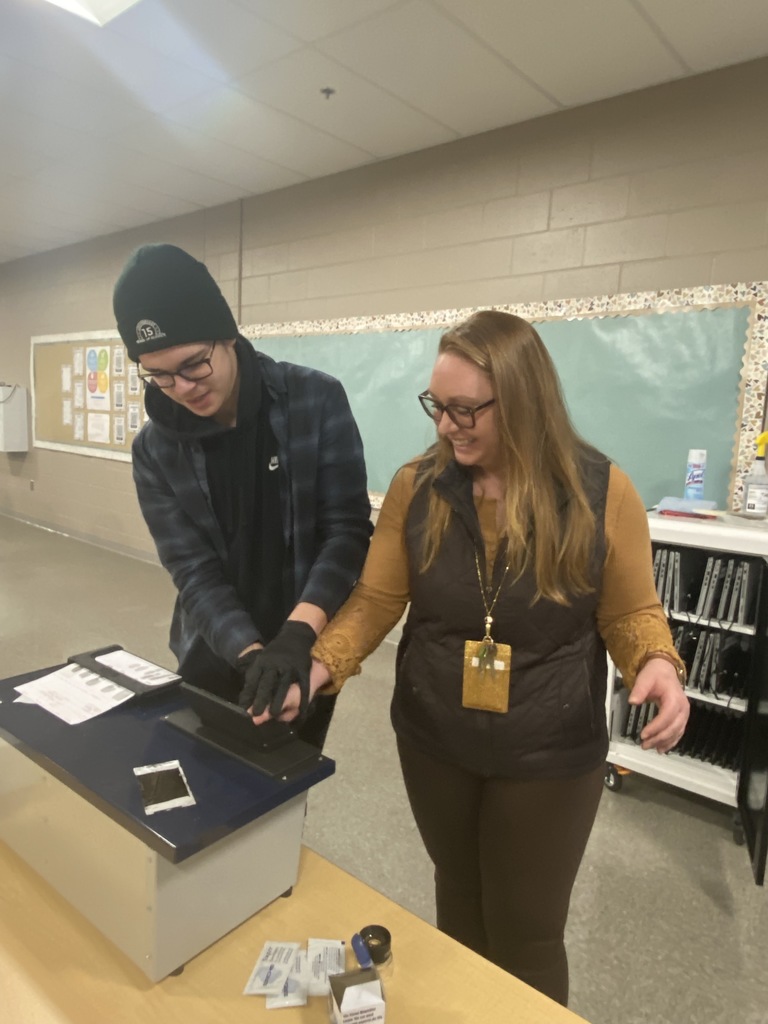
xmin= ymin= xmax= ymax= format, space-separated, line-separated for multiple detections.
xmin=29 ymin=282 xmax=767 ymax=512
xmin=242 ymin=281 xmax=767 ymax=510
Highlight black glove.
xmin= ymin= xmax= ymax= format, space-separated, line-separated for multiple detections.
xmin=237 ymin=620 xmax=317 ymax=719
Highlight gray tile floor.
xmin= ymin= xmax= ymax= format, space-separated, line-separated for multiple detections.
xmin=2 ymin=513 xmax=767 ymax=1023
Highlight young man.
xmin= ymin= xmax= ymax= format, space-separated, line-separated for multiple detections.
xmin=113 ymin=243 xmax=371 ymax=748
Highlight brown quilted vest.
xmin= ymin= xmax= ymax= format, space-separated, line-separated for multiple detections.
xmin=392 ymin=451 xmax=610 ymax=780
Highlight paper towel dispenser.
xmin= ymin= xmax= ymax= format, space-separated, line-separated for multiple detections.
xmin=0 ymin=384 xmax=29 ymax=452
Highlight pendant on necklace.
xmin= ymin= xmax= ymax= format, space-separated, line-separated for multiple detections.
xmin=479 ymin=616 xmax=496 ymax=670
xmin=478 ymin=639 xmax=497 ymax=671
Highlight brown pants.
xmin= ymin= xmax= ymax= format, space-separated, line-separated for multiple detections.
xmin=397 ymin=737 xmax=604 ymax=1006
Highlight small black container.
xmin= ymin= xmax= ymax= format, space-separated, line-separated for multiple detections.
xmin=360 ymin=924 xmax=393 ymax=979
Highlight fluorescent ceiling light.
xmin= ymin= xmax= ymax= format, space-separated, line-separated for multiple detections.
xmin=41 ymin=0 xmax=143 ymax=26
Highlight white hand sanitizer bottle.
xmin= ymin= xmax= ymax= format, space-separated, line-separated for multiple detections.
xmin=742 ymin=432 xmax=768 ymax=519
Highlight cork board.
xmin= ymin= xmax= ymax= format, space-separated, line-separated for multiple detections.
xmin=31 ymin=331 xmax=144 ymax=461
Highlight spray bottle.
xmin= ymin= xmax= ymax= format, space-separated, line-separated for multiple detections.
xmin=683 ymin=449 xmax=707 ymax=501
xmin=742 ymin=431 xmax=768 ymax=519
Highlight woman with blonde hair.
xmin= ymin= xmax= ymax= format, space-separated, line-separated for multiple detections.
xmin=247 ymin=309 xmax=689 ymax=1006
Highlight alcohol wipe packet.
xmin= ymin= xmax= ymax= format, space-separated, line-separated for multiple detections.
xmin=307 ymin=937 xmax=346 ymax=996
xmin=243 ymin=941 xmax=300 ymax=995
xmin=266 ymin=948 xmax=309 ymax=1009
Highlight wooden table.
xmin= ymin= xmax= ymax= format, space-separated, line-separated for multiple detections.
xmin=0 ymin=840 xmax=588 ymax=1023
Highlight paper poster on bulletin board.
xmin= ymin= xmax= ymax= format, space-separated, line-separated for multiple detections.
xmin=31 ymin=331 xmax=144 ymax=461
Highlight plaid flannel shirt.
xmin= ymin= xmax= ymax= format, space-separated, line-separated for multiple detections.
xmin=132 ymin=343 xmax=372 ymax=668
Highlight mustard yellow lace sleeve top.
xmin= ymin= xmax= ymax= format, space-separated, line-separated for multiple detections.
xmin=312 ymin=463 xmax=681 ymax=691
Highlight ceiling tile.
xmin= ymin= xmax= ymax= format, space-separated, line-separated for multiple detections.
xmin=60 ymin=31 xmax=224 ymax=115
xmin=165 ymin=85 xmax=376 ymax=176
xmin=1 ymin=0 xmax=219 ymax=115
xmin=0 ymin=182 xmax=118 ymax=244
xmin=11 ymin=161 xmax=196 ymax=226
xmin=318 ymin=0 xmax=557 ymax=133
xmin=58 ymin=144 xmax=250 ymax=208
xmin=2 ymin=106 xmax=109 ymax=168
xmin=235 ymin=47 xmax=459 ymax=158
xmin=105 ymin=0 xmax=301 ymax=81
xmin=11 ymin=62 xmax=140 ymax=135
xmin=0 ymin=189 xmax=134 ymax=236
xmin=233 ymin=0 xmax=402 ymax=43
xmin=0 ymin=0 xmax=90 ymax=68
xmin=101 ymin=112 xmax=307 ymax=194
xmin=0 ymin=139 xmax=53 ymax=181
xmin=0 ymin=240 xmax=38 ymax=262
xmin=637 ymin=0 xmax=768 ymax=71
xmin=434 ymin=0 xmax=687 ymax=106
xmin=11 ymin=141 xmax=256 ymax=234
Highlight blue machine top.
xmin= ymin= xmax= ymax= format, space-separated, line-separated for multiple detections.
xmin=0 ymin=667 xmax=335 ymax=863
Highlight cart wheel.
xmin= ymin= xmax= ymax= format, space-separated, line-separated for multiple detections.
xmin=604 ymin=765 xmax=623 ymax=792
xmin=732 ymin=813 xmax=745 ymax=847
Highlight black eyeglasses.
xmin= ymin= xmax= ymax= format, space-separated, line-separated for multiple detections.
xmin=138 ymin=342 xmax=217 ymax=389
xmin=418 ymin=391 xmax=495 ymax=428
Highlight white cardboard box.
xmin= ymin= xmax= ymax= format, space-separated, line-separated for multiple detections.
xmin=329 ymin=968 xmax=386 ymax=1024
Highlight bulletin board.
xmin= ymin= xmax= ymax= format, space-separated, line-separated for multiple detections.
xmin=31 ymin=330 xmax=145 ymax=461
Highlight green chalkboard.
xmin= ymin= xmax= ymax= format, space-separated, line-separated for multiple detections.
xmin=254 ymin=329 xmax=440 ymax=494
xmin=540 ymin=307 xmax=749 ymax=509
xmin=251 ymin=305 xmax=750 ymax=507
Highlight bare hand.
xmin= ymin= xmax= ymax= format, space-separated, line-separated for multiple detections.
xmin=629 ymin=658 xmax=690 ymax=754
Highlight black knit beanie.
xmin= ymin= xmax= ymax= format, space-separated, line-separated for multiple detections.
xmin=113 ymin=243 xmax=238 ymax=361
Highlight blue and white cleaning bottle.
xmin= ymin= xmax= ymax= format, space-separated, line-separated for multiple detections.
xmin=683 ymin=449 xmax=706 ymax=501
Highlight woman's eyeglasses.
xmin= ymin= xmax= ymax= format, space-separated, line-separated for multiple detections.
xmin=138 ymin=341 xmax=217 ymax=389
xmin=418 ymin=391 xmax=495 ymax=428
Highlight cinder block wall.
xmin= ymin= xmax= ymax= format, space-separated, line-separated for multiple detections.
xmin=1 ymin=58 xmax=767 ymax=557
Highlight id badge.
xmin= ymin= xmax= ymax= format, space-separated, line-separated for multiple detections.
xmin=462 ymin=639 xmax=512 ymax=713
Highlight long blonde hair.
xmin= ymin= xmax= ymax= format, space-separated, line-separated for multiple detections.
xmin=419 ymin=310 xmax=598 ymax=604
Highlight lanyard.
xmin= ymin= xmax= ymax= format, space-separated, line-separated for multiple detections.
xmin=473 ymin=549 xmax=510 ymax=667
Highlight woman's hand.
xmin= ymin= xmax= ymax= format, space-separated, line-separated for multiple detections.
xmin=248 ymin=658 xmax=333 ymax=725
xmin=629 ymin=657 xmax=690 ymax=754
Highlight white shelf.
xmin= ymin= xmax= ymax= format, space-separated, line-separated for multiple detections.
xmin=648 ymin=511 xmax=768 ymax=557
xmin=604 ymin=517 xmax=764 ymax=821
xmin=683 ymin=687 xmax=746 ymax=713
xmin=607 ymin=739 xmax=737 ymax=807
xmin=669 ymin=609 xmax=754 ymax=635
